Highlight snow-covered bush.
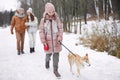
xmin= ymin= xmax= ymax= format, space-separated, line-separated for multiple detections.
xmin=79 ymin=20 xmax=120 ymax=58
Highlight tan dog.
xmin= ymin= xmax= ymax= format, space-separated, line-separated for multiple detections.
xmin=68 ymin=53 xmax=91 ymax=76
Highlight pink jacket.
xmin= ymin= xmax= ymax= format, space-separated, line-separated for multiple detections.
xmin=39 ymin=13 xmax=63 ymax=54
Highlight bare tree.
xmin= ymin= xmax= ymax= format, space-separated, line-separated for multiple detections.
xmin=94 ymin=0 xmax=100 ymax=21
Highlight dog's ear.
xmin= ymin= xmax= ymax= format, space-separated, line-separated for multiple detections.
xmin=86 ymin=53 xmax=88 ymax=56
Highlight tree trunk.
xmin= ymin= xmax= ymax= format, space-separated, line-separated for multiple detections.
xmin=94 ymin=0 xmax=100 ymax=21
xmin=84 ymin=0 xmax=88 ymax=24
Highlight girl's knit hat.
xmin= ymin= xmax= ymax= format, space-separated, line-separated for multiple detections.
xmin=45 ymin=2 xmax=55 ymax=13
xmin=27 ymin=8 xmax=33 ymax=14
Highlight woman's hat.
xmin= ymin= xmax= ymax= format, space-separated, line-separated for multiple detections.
xmin=27 ymin=8 xmax=33 ymax=14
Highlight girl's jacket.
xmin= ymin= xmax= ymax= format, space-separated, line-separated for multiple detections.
xmin=39 ymin=13 xmax=63 ymax=53
xmin=25 ymin=16 xmax=38 ymax=33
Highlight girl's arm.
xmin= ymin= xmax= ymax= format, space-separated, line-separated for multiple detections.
xmin=39 ymin=18 xmax=46 ymax=44
xmin=25 ymin=17 xmax=38 ymax=27
xmin=57 ymin=16 xmax=63 ymax=41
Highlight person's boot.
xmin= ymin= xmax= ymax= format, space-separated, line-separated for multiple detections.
xmin=17 ymin=51 xmax=20 ymax=55
xmin=21 ymin=51 xmax=25 ymax=54
xmin=33 ymin=48 xmax=35 ymax=52
xmin=30 ymin=48 xmax=33 ymax=53
xmin=54 ymin=66 xmax=61 ymax=78
xmin=45 ymin=61 xmax=49 ymax=69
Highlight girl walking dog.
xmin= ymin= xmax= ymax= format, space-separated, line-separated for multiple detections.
xmin=39 ymin=2 xmax=63 ymax=78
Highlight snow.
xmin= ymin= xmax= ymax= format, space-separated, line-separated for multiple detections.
xmin=0 ymin=27 xmax=120 ymax=80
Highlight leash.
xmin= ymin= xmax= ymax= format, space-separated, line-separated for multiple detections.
xmin=59 ymin=41 xmax=76 ymax=57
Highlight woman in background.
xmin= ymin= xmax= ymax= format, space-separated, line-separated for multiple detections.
xmin=25 ymin=8 xmax=38 ymax=53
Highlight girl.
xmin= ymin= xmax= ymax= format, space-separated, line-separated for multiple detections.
xmin=39 ymin=2 xmax=63 ymax=78
xmin=25 ymin=8 xmax=38 ymax=53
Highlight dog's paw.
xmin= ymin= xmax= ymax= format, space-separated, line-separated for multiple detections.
xmin=72 ymin=72 xmax=74 ymax=75
xmin=75 ymin=43 xmax=78 ymax=46
xmin=76 ymin=75 xmax=80 ymax=78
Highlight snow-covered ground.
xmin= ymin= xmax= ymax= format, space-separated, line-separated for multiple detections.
xmin=0 ymin=27 xmax=120 ymax=80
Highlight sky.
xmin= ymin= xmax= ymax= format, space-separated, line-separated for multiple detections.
xmin=0 ymin=0 xmax=21 ymax=12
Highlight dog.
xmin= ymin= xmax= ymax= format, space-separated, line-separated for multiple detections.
xmin=68 ymin=53 xmax=91 ymax=76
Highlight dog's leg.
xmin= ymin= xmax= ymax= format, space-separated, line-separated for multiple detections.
xmin=77 ymin=66 xmax=80 ymax=77
xmin=68 ymin=58 xmax=74 ymax=74
xmin=68 ymin=59 xmax=72 ymax=72
xmin=75 ymin=60 xmax=80 ymax=77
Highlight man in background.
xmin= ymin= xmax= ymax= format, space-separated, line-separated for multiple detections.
xmin=10 ymin=8 xmax=27 ymax=55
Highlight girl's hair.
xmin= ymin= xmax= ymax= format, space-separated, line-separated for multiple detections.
xmin=44 ymin=13 xmax=57 ymax=22
xmin=27 ymin=13 xmax=34 ymax=21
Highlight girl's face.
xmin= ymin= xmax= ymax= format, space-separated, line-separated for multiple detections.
xmin=47 ymin=11 xmax=55 ymax=16
xmin=27 ymin=12 xmax=31 ymax=16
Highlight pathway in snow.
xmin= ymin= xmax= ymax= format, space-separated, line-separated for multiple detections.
xmin=0 ymin=27 xmax=120 ymax=80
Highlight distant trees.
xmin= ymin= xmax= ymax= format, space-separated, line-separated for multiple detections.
xmin=0 ymin=10 xmax=14 ymax=27
xmin=18 ymin=0 xmax=120 ymax=32
xmin=0 ymin=0 xmax=120 ymax=29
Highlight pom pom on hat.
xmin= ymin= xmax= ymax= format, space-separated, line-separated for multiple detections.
xmin=45 ymin=2 xmax=55 ymax=13
xmin=27 ymin=8 xmax=33 ymax=14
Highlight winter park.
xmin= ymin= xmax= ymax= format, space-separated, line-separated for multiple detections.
xmin=0 ymin=0 xmax=120 ymax=80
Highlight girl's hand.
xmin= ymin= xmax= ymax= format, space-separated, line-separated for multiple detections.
xmin=25 ymin=22 xmax=29 ymax=26
xmin=43 ymin=43 xmax=47 ymax=46
xmin=57 ymin=36 xmax=62 ymax=42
